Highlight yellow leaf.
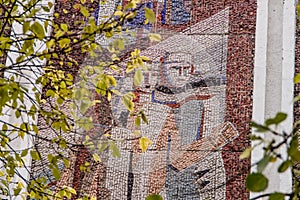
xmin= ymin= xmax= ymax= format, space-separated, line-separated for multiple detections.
xmin=122 ymin=96 xmax=134 ymax=112
xmin=126 ymin=11 xmax=136 ymax=19
xmin=149 ymin=33 xmax=161 ymax=42
xmin=60 ymin=23 xmax=68 ymax=32
xmin=139 ymin=137 xmax=153 ymax=153
xmin=134 ymin=69 xmax=143 ymax=86
xmin=80 ymin=6 xmax=89 ymax=17
xmin=107 ymin=75 xmax=117 ymax=86
xmin=126 ymin=64 xmax=135 ymax=73
xmin=107 ymin=91 xmax=112 ymax=101
xmin=54 ymin=12 xmax=59 ymax=18
xmin=134 ymin=130 xmax=141 ymax=135
xmin=294 ymin=73 xmax=300 ymax=83
xmin=114 ymin=11 xmax=123 ymax=16
xmin=140 ymin=56 xmax=150 ymax=61
xmin=30 ymin=22 xmax=45 ymax=40
xmin=239 ymin=147 xmax=253 ymax=160
xmin=93 ymin=153 xmax=101 ymax=163
xmin=111 ymin=89 xmax=121 ymax=96
xmin=110 ymin=65 xmax=119 ymax=71
xmin=144 ymin=7 xmax=156 ymax=23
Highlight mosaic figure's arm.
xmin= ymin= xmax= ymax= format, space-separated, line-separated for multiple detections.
xmin=171 ymin=122 xmax=239 ymax=171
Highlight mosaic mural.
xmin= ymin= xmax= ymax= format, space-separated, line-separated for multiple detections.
xmin=32 ymin=0 xmax=257 ymax=199
xmin=105 ymin=5 xmax=240 ymax=200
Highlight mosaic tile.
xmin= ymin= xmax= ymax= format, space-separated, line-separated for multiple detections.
xmin=32 ymin=0 xmax=257 ymax=199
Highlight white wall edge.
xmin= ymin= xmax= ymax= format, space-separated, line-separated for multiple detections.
xmin=251 ymin=0 xmax=269 ymax=169
xmin=279 ymin=0 xmax=296 ymax=193
xmin=251 ymin=0 xmax=296 ymax=198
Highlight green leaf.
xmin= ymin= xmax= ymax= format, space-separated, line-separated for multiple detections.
xmin=21 ymin=39 xmax=34 ymax=54
xmin=278 ymin=160 xmax=292 ymax=173
xmin=58 ymin=38 xmax=71 ymax=48
xmin=23 ymin=21 xmax=31 ymax=33
xmin=113 ymin=38 xmax=125 ymax=50
xmin=30 ymin=151 xmax=41 ymax=160
xmin=57 ymin=97 xmax=64 ymax=105
xmin=134 ymin=69 xmax=143 ymax=86
xmin=42 ymin=5 xmax=50 ymax=12
xmin=32 ymin=124 xmax=39 ymax=134
xmin=76 ymin=117 xmax=94 ymax=131
xmin=16 ymin=55 xmax=24 ymax=63
xmin=246 ymin=173 xmax=268 ymax=192
xmin=109 ymin=142 xmax=120 ymax=158
xmin=298 ymin=3 xmax=300 ymax=20
xmin=265 ymin=112 xmax=287 ymax=126
xmin=63 ymin=158 xmax=70 ymax=168
xmin=250 ymin=135 xmax=263 ymax=141
xmin=122 ymin=94 xmax=134 ymax=112
xmin=135 ymin=117 xmax=141 ymax=126
xmin=257 ymin=155 xmax=271 ymax=173
xmin=141 ymin=111 xmax=148 ymax=124
xmin=30 ymin=22 xmax=45 ymax=40
xmin=60 ymin=81 xmax=66 ymax=89
xmin=13 ymin=188 xmax=22 ymax=196
xmin=144 ymin=7 xmax=156 ymax=23
xmin=250 ymin=121 xmax=270 ymax=132
xmin=2 ymin=124 xmax=8 ymax=131
xmin=46 ymin=89 xmax=55 ymax=97
xmin=21 ymin=149 xmax=28 ymax=157
xmin=294 ymin=95 xmax=300 ymax=102
xmin=239 ymin=147 xmax=252 ymax=160
xmin=52 ymin=166 xmax=61 ymax=180
xmin=145 ymin=194 xmax=163 ymax=200
xmin=268 ymin=192 xmax=285 ymax=200
xmin=288 ymin=136 xmax=300 ymax=162
xmin=98 ymin=142 xmax=109 ymax=152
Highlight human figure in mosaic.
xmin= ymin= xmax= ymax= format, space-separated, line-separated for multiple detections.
xmin=105 ymin=7 xmax=239 ymax=200
xmin=27 ymin=0 xmax=241 ymax=199
xmin=33 ymin=3 xmax=238 ymax=200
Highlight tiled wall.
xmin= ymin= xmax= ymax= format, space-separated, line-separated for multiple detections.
xmin=99 ymin=1 xmax=256 ymax=199
xmin=32 ymin=0 xmax=257 ymax=199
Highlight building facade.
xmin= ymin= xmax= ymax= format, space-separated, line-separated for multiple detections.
xmin=1 ymin=0 xmax=297 ymax=199
xmin=38 ymin=0 xmax=257 ymax=199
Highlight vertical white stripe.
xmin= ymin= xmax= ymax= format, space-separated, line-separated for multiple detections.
xmin=252 ymin=0 xmax=295 ymax=198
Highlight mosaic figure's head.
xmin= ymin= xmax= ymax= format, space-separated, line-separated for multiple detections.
xmin=163 ymin=52 xmax=193 ymax=87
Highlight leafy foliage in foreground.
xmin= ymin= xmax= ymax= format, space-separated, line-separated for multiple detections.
xmin=0 ymin=0 xmax=159 ymax=199
xmin=241 ymin=112 xmax=300 ymax=200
